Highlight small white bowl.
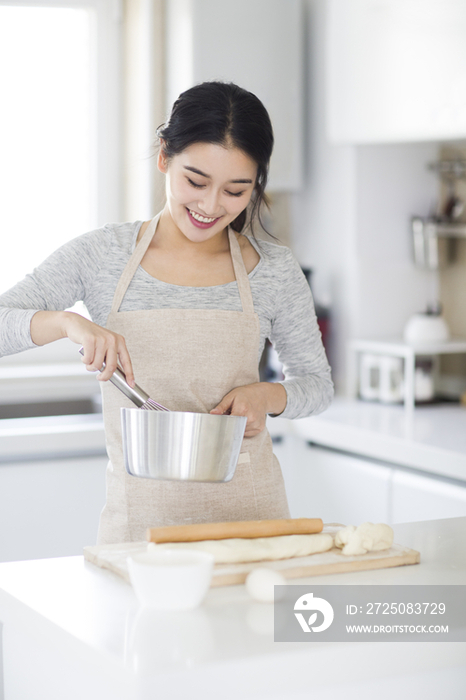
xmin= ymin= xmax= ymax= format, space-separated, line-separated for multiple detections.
xmin=127 ymin=549 xmax=214 ymax=610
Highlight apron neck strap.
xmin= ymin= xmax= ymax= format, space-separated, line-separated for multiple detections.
xmin=228 ymin=229 xmax=254 ymax=313
xmin=110 ymin=213 xmax=161 ymax=314
xmin=110 ymin=214 xmax=254 ymax=314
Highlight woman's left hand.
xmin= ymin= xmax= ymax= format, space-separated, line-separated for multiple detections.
xmin=210 ymin=382 xmax=287 ymax=437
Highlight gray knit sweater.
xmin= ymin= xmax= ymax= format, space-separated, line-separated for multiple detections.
xmin=0 ymin=221 xmax=333 ymax=419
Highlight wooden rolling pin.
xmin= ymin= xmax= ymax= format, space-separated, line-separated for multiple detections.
xmin=146 ymin=518 xmax=323 ymax=543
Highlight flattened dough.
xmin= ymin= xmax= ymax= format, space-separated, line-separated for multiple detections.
xmin=147 ymin=533 xmax=334 ymax=564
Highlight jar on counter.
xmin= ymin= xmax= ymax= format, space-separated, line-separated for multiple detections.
xmin=414 ymin=357 xmax=435 ymax=403
xmin=359 ymin=353 xmax=381 ymax=401
xmin=379 ymin=355 xmax=404 ymax=404
xmin=358 ymin=353 xmax=435 ymax=404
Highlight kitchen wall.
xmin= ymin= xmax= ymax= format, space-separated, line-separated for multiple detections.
xmin=288 ymin=0 xmax=354 ymax=383
xmin=288 ymin=0 xmax=454 ymax=392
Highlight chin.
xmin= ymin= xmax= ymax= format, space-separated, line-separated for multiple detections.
xmin=184 ymin=228 xmax=222 ymax=243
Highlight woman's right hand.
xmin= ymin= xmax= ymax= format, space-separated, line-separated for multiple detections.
xmin=62 ymin=312 xmax=135 ymax=387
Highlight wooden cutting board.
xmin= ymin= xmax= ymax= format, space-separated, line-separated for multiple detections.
xmin=83 ymin=525 xmax=420 ymax=586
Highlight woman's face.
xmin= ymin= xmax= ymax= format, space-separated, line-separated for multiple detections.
xmin=158 ymin=142 xmax=258 ymax=243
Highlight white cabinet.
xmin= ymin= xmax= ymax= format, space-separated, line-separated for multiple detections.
xmin=392 ymin=469 xmax=466 ymax=523
xmin=327 ymin=0 xmax=466 ymax=143
xmin=0 ymin=456 xmax=107 ymax=562
xmin=277 ymin=436 xmax=391 ymax=524
xmin=275 ymin=432 xmax=466 ymax=526
xmin=166 ymin=0 xmax=304 ymax=191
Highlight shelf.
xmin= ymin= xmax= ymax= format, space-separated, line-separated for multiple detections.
xmin=347 ymin=338 xmax=466 ymax=412
xmin=348 ymin=337 xmax=466 ymax=356
xmin=435 ymin=223 xmax=466 ymax=238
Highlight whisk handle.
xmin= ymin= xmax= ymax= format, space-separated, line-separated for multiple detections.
xmin=108 ymin=366 xmax=150 ymax=407
xmin=78 ymin=347 xmax=150 ymax=408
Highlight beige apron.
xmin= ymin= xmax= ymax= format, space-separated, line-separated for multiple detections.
xmin=98 ymin=213 xmax=290 ymax=544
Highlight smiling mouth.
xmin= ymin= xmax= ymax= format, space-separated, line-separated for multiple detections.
xmin=187 ymin=208 xmax=221 ymax=225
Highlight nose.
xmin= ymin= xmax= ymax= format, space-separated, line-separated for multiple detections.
xmin=197 ymin=188 xmax=221 ymax=217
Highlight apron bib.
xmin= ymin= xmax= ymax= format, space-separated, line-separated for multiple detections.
xmin=98 ymin=213 xmax=290 ymax=544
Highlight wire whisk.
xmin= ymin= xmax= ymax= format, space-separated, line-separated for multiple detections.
xmin=79 ymin=347 xmax=170 ymax=412
xmin=139 ymin=396 xmax=170 ymax=412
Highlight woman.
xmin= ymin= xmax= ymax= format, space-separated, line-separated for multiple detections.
xmin=0 ymin=82 xmax=333 ymax=544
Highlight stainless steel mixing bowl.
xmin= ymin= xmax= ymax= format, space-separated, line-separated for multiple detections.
xmin=121 ymin=408 xmax=247 ymax=482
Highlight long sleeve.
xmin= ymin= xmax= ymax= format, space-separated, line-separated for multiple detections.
xmin=269 ymin=247 xmax=333 ymax=420
xmin=0 ymin=229 xmax=111 ymax=356
xmin=0 ymin=221 xmax=334 ymax=422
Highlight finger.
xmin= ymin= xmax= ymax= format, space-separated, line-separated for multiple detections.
xmin=116 ymin=341 xmax=135 ymax=388
xmin=97 ymin=345 xmax=118 ymax=382
xmin=80 ymin=342 xmax=97 ymax=368
xmin=244 ymin=422 xmax=265 ymax=437
xmin=244 ymin=412 xmax=266 ymax=436
xmin=244 ymin=428 xmax=260 ymax=437
xmin=89 ymin=340 xmax=108 ymax=374
xmin=227 ymin=400 xmax=249 ymax=418
xmin=210 ymin=394 xmax=234 ymax=415
xmin=244 ymin=419 xmax=262 ymax=436
xmin=227 ymin=403 xmax=261 ymax=435
xmin=82 ymin=338 xmax=102 ymax=372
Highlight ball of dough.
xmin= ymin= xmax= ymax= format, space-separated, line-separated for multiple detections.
xmin=356 ymin=522 xmax=393 ymax=551
xmin=245 ymin=568 xmax=286 ymax=603
xmin=335 ymin=522 xmax=394 ymax=556
xmin=339 ymin=532 xmax=367 ymax=556
xmin=334 ymin=525 xmax=356 ymax=549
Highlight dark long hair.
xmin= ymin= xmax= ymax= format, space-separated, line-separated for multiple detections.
xmin=157 ymin=81 xmax=274 ymax=235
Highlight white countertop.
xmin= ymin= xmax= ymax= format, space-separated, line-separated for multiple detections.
xmin=291 ymin=398 xmax=466 ymax=482
xmin=0 ymin=517 xmax=465 ymax=700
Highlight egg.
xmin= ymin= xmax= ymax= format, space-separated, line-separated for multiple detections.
xmin=245 ymin=568 xmax=286 ymax=603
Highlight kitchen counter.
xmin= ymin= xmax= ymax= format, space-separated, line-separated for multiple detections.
xmin=0 ymin=517 xmax=465 ymax=700
xmin=291 ymin=397 xmax=466 ymax=482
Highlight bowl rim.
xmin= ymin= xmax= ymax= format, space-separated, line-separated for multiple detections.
xmin=120 ymin=406 xmax=247 ymax=424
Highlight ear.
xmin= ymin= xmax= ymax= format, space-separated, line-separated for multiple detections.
xmin=157 ymin=141 xmax=168 ymax=174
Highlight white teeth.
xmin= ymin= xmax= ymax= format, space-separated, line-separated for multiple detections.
xmin=188 ymin=209 xmax=217 ymax=223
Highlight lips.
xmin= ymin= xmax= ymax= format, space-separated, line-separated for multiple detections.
xmin=186 ymin=208 xmax=221 ymax=229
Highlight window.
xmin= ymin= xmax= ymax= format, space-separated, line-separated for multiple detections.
xmin=0 ymin=0 xmax=122 ymax=295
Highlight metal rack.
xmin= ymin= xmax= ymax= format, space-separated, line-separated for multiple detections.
xmin=427 ymin=158 xmax=466 ymax=181
xmin=411 ymin=158 xmax=466 ymax=269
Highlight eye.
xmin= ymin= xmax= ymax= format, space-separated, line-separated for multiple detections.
xmin=187 ymin=177 xmax=205 ymax=189
xmin=226 ymin=190 xmax=245 ymax=197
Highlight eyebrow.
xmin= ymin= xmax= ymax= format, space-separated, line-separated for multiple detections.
xmin=184 ymin=166 xmax=253 ymax=184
